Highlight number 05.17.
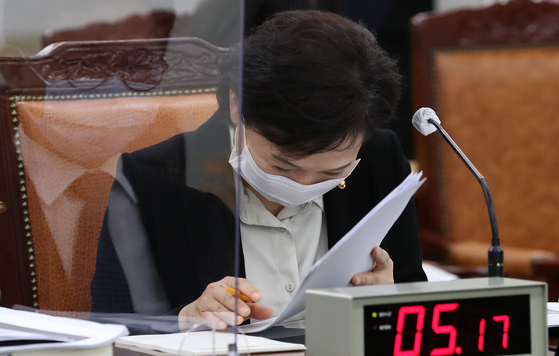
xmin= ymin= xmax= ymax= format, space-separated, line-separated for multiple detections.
xmin=393 ymin=303 xmax=510 ymax=356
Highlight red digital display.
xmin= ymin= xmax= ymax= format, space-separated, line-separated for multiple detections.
xmin=364 ymin=295 xmax=530 ymax=356
xmin=430 ymin=303 xmax=458 ymax=355
xmin=394 ymin=306 xmax=425 ymax=355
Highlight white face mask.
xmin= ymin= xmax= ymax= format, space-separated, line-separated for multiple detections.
xmin=228 ymin=127 xmax=360 ymax=207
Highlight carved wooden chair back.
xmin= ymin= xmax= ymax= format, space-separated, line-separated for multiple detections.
xmin=41 ymin=10 xmax=190 ymax=47
xmin=411 ymin=0 xmax=559 ymax=291
xmin=0 ymin=38 xmax=227 ymax=311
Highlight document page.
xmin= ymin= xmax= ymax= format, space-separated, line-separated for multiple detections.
xmin=241 ymin=172 xmax=425 ymax=333
xmin=0 ymin=307 xmax=128 ymax=354
xmin=116 ymin=331 xmax=305 ymax=356
xmin=548 ymin=302 xmax=559 ymax=327
xmin=0 ymin=329 xmax=73 ymax=346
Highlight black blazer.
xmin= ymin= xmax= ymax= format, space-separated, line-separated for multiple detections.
xmin=91 ymin=111 xmax=426 ymax=314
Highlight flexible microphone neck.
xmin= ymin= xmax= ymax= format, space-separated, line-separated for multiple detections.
xmin=426 ymin=118 xmax=504 ymax=277
xmin=427 ymin=119 xmax=483 ymax=181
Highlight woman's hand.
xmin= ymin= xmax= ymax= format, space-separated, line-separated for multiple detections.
xmin=350 ymin=246 xmax=394 ymax=286
xmin=179 ymin=276 xmax=273 ymax=330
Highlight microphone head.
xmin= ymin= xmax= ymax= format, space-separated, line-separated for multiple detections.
xmin=412 ymin=107 xmax=441 ymax=136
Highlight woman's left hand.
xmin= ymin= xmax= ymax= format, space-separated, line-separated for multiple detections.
xmin=350 ymin=246 xmax=394 ymax=286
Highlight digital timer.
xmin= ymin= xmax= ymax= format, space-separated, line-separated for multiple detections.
xmin=305 ymin=278 xmax=547 ymax=356
xmin=364 ymin=295 xmax=530 ymax=355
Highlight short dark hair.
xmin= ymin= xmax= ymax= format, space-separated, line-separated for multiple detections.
xmin=217 ymin=10 xmax=401 ymax=157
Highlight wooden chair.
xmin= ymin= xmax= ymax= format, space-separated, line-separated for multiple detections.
xmin=411 ymin=0 xmax=559 ymax=301
xmin=0 ymin=38 xmax=227 ymax=311
xmin=41 ymin=11 xmax=192 ymax=48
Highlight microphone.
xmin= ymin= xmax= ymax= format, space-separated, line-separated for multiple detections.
xmin=413 ymin=107 xmax=504 ymax=277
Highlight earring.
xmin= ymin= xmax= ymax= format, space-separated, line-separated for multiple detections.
xmin=338 ymin=180 xmax=346 ymax=189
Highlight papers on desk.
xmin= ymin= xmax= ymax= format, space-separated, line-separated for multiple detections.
xmin=116 ymin=331 xmax=305 ymax=355
xmin=241 ymin=171 xmax=425 ymax=333
xmin=548 ymin=302 xmax=559 ymax=327
xmin=0 ymin=307 xmax=128 ymax=355
xmin=0 ymin=328 xmax=75 ymax=345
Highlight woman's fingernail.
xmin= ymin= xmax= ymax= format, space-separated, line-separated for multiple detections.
xmin=218 ymin=321 xmax=227 ymax=329
xmin=241 ymin=307 xmax=249 ymax=315
xmin=355 ymin=277 xmax=361 ymax=285
xmin=252 ymin=292 xmax=260 ymax=300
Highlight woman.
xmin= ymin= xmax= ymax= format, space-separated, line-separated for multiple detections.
xmin=91 ymin=10 xmax=426 ymax=329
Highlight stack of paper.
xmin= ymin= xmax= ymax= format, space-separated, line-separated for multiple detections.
xmin=548 ymin=302 xmax=559 ymax=327
xmin=242 ymin=171 xmax=425 ymax=333
xmin=0 ymin=307 xmax=128 ymax=355
xmin=116 ymin=331 xmax=305 ymax=355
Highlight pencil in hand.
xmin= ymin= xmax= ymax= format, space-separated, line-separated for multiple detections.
xmin=220 ymin=284 xmax=254 ymax=303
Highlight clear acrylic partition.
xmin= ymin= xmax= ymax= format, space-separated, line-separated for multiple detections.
xmin=0 ymin=0 xmax=243 ymax=334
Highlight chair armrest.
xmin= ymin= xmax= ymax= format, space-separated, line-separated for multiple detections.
xmin=532 ymin=258 xmax=559 ymax=276
xmin=532 ymin=258 xmax=559 ymax=302
xmin=438 ymin=265 xmax=488 ymax=279
xmin=420 ymin=231 xmax=487 ymax=278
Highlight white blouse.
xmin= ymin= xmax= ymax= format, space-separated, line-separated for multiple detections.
xmin=239 ymin=187 xmax=328 ymax=324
